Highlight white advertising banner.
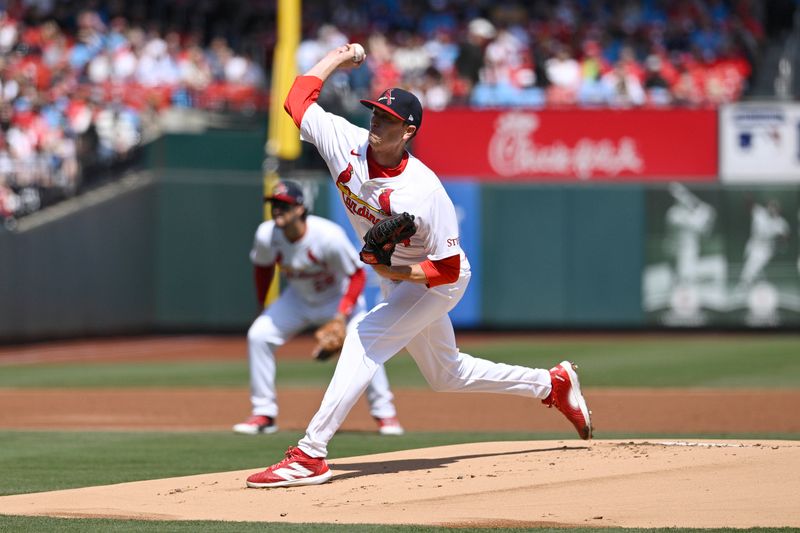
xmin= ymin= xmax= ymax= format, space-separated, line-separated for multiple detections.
xmin=720 ymin=103 xmax=800 ymax=183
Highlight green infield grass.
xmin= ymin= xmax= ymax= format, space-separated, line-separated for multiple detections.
xmin=1 ymin=334 xmax=799 ymax=389
xmin=0 ymin=517 xmax=796 ymax=533
xmin=1 ymin=429 xmax=798 ymax=497
xmin=4 ymin=429 xmax=797 ymax=497
xmin=1 ymin=430 xmax=798 ymax=532
xmin=1 ymin=334 xmax=798 ymax=531
xmin=0 ymin=430 xmax=545 ymax=496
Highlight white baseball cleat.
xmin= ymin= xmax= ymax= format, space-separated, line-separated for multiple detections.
xmin=542 ymin=361 xmax=593 ymax=440
xmin=233 ymin=415 xmax=278 ymax=435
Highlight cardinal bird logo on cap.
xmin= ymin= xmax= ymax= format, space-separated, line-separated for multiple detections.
xmin=378 ymin=89 xmax=395 ymax=105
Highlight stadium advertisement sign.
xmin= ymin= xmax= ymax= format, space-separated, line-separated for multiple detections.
xmin=413 ymin=109 xmax=717 ymax=181
xmin=720 ymin=103 xmax=800 ymax=183
xmin=642 ymin=183 xmax=800 ymax=327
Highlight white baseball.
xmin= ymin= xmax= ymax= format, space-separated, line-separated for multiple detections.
xmin=351 ymin=43 xmax=366 ymax=64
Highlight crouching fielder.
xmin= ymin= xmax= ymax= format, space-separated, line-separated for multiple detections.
xmin=233 ymin=180 xmax=403 ymax=437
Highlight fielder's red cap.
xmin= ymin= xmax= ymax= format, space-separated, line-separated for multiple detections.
xmin=360 ymin=88 xmax=423 ymax=129
xmin=264 ymin=180 xmax=305 ymax=205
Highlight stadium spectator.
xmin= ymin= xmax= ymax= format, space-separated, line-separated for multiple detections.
xmin=643 ymin=54 xmax=673 ymax=106
xmin=601 ymin=56 xmax=646 ymax=107
xmin=0 ymin=3 xmax=271 ymax=224
xmin=545 ymin=43 xmax=581 ymax=104
xmin=366 ymin=32 xmax=401 ymax=98
xmin=454 ymin=17 xmax=495 ymax=103
xmin=0 ymin=0 xmax=778 ymax=226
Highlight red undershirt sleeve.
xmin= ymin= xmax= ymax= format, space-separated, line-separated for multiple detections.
xmin=253 ymin=264 xmax=275 ymax=309
xmin=419 ymin=255 xmax=460 ymax=288
xmin=283 ymin=76 xmax=324 ymax=128
xmin=338 ymin=268 xmax=366 ymax=316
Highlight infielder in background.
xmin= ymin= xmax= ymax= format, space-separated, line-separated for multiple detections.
xmin=246 ymin=44 xmax=592 ymax=489
xmin=233 ymin=180 xmax=404 ymax=437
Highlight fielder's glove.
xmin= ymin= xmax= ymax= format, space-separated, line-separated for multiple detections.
xmin=312 ymin=316 xmax=346 ymax=361
xmin=359 ymin=212 xmax=417 ymax=266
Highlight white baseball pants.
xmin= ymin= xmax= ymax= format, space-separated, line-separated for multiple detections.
xmin=247 ymin=287 xmax=398 ymax=420
xmin=298 ymin=272 xmax=552 ymax=457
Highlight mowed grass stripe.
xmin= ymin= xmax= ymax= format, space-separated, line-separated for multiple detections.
xmin=0 ymin=516 xmax=793 ymax=533
xmin=0 ymin=335 xmax=798 ymax=388
xmin=1 ymin=430 xmax=798 ymax=532
xmin=0 ymin=431 xmax=561 ymax=496
xmin=0 ymin=430 xmax=797 ymax=497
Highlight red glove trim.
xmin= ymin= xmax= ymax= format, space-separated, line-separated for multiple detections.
xmin=419 ymin=255 xmax=460 ymax=287
xmin=338 ymin=268 xmax=366 ymax=316
xmin=283 ymin=76 xmax=323 ymax=128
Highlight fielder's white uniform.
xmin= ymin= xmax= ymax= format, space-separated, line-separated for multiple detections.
xmin=247 ymin=215 xmax=398 ymax=421
xmin=287 ymin=77 xmax=553 ymax=458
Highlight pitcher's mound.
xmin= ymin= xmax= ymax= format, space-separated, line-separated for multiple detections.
xmin=1 ymin=439 xmax=798 ymax=528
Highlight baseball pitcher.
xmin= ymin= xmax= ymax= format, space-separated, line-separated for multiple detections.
xmin=246 ymin=44 xmax=592 ymax=489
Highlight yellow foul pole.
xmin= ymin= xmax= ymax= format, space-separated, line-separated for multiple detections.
xmin=263 ymin=0 xmax=301 ymax=305
xmin=267 ymin=0 xmax=302 ymax=163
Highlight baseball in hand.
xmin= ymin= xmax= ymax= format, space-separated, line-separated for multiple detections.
xmin=351 ymin=43 xmax=366 ymax=64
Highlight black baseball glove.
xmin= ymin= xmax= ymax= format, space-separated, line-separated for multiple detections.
xmin=359 ymin=212 xmax=417 ymax=266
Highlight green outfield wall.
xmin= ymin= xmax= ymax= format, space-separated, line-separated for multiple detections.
xmin=2 ymin=130 xmax=799 ymax=342
xmin=0 ymin=171 xmax=265 ymax=342
xmin=0 ymin=129 xmax=324 ymax=342
xmin=153 ymin=172 xmax=264 ymax=329
xmin=480 ymin=185 xmax=645 ymax=327
xmin=144 ymin=130 xmax=267 ymax=172
xmin=0 ymin=178 xmax=156 ymax=340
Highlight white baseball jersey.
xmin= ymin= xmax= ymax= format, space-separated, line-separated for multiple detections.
xmin=246 ymin=213 xmax=398 ymax=421
xmin=298 ymin=103 xmax=468 ymax=270
xmin=251 ymin=215 xmax=362 ymax=304
xmin=285 ymin=79 xmax=553 ymax=460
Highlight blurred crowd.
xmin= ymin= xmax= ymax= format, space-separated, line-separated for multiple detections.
xmin=1 ymin=0 xmax=791 ymax=226
xmin=302 ymin=0 xmax=770 ymax=112
xmin=0 ymin=1 xmax=268 ymax=225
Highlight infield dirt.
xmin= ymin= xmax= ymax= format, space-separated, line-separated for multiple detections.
xmin=1 ymin=335 xmax=799 ymax=527
xmin=1 ymin=334 xmax=799 ymax=434
xmin=0 ymin=439 xmax=798 ymax=527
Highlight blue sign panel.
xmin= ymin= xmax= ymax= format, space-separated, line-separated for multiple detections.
xmin=326 ymin=179 xmax=481 ymax=327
